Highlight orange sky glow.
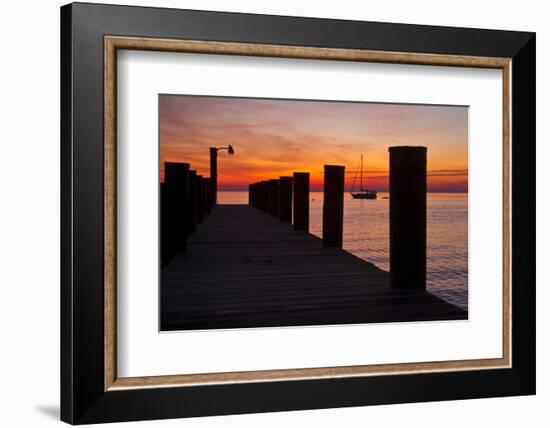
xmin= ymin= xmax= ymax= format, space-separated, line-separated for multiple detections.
xmin=160 ymin=95 xmax=468 ymax=192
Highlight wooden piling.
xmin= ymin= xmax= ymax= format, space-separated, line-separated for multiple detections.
xmin=279 ymin=176 xmax=293 ymax=223
xmin=293 ymin=172 xmax=310 ymax=232
xmin=250 ymin=182 xmax=259 ymax=208
xmin=209 ymin=148 xmax=217 ymax=207
xmin=196 ymin=175 xmax=204 ymax=223
xmin=160 ymin=183 xmax=168 ymax=266
xmin=268 ymin=179 xmax=280 ymax=217
xmin=188 ymin=170 xmax=197 ymax=234
xmin=261 ymin=181 xmax=269 ymax=212
xmin=205 ymin=178 xmax=212 ymax=215
xmin=162 ymin=162 xmax=190 ymax=265
xmin=389 ymin=146 xmax=427 ymax=288
xmin=164 ymin=162 xmax=190 ymax=190
xmin=254 ymin=182 xmax=262 ymax=210
xmin=323 ymin=165 xmax=345 ymax=247
xmin=164 ymin=162 xmax=190 ymax=246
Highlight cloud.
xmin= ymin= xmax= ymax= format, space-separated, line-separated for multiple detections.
xmin=160 ymin=95 xmax=468 ymax=192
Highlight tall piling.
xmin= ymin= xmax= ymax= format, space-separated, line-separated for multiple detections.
xmin=160 ymin=183 xmax=168 ymax=266
xmin=209 ymin=147 xmax=217 ymax=207
xmin=196 ymin=175 xmax=204 ymax=223
xmin=188 ymin=170 xmax=197 ymax=234
xmin=293 ymin=172 xmax=310 ymax=232
xmin=164 ymin=162 xmax=190 ymax=249
xmin=268 ymin=179 xmax=280 ymax=217
xmin=162 ymin=162 xmax=190 ymax=266
xmin=279 ymin=176 xmax=293 ymax=223
xmin=388 ymin=146 xmax=427 ymax=289
xmin=322 ymin=165 xmax=345 ymax=247
xmin=205 ymin=178 xmax=212 ymax=215
xmin=261 ymin=181 xmax=269 ymax=212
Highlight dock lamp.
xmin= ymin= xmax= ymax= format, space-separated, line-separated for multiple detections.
xmin=210 ymin=145 xmax=235 ymax=206
xmin=217 ymin=145 xmax=234 ymax=155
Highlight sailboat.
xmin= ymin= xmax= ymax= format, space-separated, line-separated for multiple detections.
xmin=350 ymin=154 xmax=377 ymax=200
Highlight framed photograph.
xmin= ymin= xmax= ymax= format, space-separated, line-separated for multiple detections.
xmin=61 ymin=2 xmax=535 ymax=424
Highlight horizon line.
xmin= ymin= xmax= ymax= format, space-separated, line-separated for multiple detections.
xmin=217 ymin=189 xmax=469 ymax=194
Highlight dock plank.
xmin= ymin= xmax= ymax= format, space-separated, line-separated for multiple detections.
xmin=161 ymin=205 xmax=467 ymax=330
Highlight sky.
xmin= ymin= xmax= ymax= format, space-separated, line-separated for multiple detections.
xmin=160 ymin=95 xmax=468 ymax=192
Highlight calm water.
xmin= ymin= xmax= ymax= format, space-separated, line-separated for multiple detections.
xmin=218 ymin=191 xmax=468 ymax=309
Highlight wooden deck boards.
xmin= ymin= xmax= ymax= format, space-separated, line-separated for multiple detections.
xmin=161 ymin=205 xmax=467 ymax=330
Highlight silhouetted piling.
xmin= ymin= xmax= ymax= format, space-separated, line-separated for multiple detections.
xmin=279 ymin=176 xmax=293 ymax=223
xmin=204 ymin=178 xmax=211 ymax=214
xmin=165 ymin=162 xmax=190 ymax=247
xmin=293 ymin=172 xmax=310 ymax=232
xmin=268 ymin=179 xmax=280 ymax=217
xmin=197 ymin=175 xmax=204 ymax=223
xmin=160 ymin=183 xmax=168 ymax=266
xmin=323 ymin=165 xmax=345 ymax=247
xmin=188 ymin=170 xmax=197 ymax=234
xmin=250 ymin=181 xmax=264 ymax=210
xmin=252 ymin=182 xmax=259 ymax=209
xmin=251 ymin=182 xmax=257 ymax=208
xmin=210 ymin=148 xmax=217 ymax=206
xmin=389 ymin=146 xmax=427 ymax=289
xmin=162 ymin=162 xmax=190 ymax=264
xmin=261 ymin=181 xmax=269 ymax=212
xmin=164 ymin=162 xmax=190 ymax=190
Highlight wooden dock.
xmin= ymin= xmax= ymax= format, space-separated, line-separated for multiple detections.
xmin=161 ymin=205 xmax=467 ymax=331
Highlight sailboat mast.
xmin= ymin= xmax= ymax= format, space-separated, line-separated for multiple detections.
xmin=360 ymin=154 xmax=363 ymax=192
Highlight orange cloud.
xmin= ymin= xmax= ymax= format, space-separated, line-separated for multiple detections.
xmin=160 ymin=95 xmax=468 ymax=193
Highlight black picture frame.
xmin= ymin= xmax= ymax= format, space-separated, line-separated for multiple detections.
xmin=61 ymin=2 xmax=535 ymax=424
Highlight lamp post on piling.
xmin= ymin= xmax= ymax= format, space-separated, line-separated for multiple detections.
xmin=210 ymin=145 xmax=235 ymax=207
